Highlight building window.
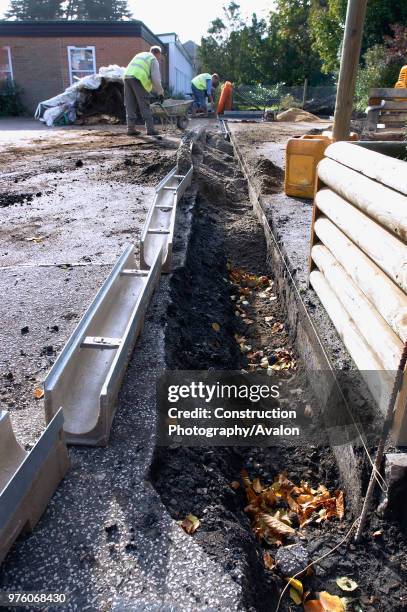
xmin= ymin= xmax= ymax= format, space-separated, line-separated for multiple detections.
xmin=67 ymin=46 xmax=96 ymax=85
xmin=0 ymin=46 xmax=13 ymax=84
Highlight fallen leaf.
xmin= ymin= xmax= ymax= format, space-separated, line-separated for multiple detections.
xmin=372 ymin=529 xmax=382 ymax=538
xmin=180 ymin=514 xmax=200 ymax=535
xmin=26 ymin=236 xmax=44 ymax=243
xmin=304 ymin=404 xmax=313 ymax=418
xmin=304 ymin=601 xmax=324 ymax=612
xmin=335 ymin=491 xmax=345 ymax=519
xmin=271 ymin=322 xmax=284 ymax=333
xmin=287 ymin=577 xmax=303 ymax=596
xmin=260 ymin=513 xmax=296 ymax=537
xmin=252 ymin=478 xmax=263 ymax=493
xmin=319 ymin=591 xmax=346 ymax=611
xmin=33 ymin=387 xmax=44 ymax=399
xmin=290 ymin=586 xmax=302 ymax=605
xmin=230 ymin=481 xmax=240 ymax=490
xmin=263 ymin=551 xmax=275 ymax=570
xmin=212 ymin=322 xmax=220 ymax=332
xmin=241 ymin=469 xmax=251 ymax=489
xmin=336 ymin=577 xmax=358 ymax=592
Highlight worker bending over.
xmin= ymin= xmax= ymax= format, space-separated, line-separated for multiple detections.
xmin=191 ymin=73 xmax=219 ymax=117
xmin=124 ymin=45 xmax=164 ymax=137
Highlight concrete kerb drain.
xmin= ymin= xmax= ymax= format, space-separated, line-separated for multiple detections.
xmin=0 ymin=409 xmax=69 ymax=565
xmin=1 ymin=145 xmax=194 ymax=565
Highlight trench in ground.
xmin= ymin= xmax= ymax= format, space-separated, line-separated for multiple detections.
xmin=150 ymin=129 xmax=407 ymax=612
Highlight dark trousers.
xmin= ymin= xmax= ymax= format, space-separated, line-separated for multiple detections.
xmin=124 ymin=77 xmax=154 ymax=132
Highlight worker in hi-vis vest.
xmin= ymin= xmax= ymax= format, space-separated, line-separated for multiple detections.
xmin=124 ymin=45 xmax=164 ymax=137
xmin=191 ymin=73 xmax=220 ymax=117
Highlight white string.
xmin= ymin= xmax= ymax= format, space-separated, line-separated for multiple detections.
xmin=226 ymin=123 xmax=390 ymax=495
xmin=274 ymin=516 xmax=361 ymax=612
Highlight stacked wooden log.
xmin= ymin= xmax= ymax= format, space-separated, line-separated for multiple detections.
xmin=309 ymin=142 xmax=407 ymax=443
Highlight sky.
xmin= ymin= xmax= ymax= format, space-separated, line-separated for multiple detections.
xmin=0 ymin=0 xmax=275 ymax=43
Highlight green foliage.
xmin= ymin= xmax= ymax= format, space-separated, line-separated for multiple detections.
xmin=279 ymin=93 xmax=302 ymax=110
xmin=309 ymin=0 xmax=347 ymax=74
xmin=199 ymin=3 xmax=266 ymax=84
xmin=354 ymin=45 xmax=400 ymax=112
xmin=199 ymin=1 xmax=324 ymax=86
xmin=65 ymin=0 xmax=132 ymax=20
xmin=6 ymin=0 xmax=64 ymax=19
xmin=309 ymin=0 xmax=407 ymax=74
xmin=0 ymin=82 xmax=25 ymax=116
xmin=269 ymin=0 xmax=324 ymax=84
xmin=384 ymin=24 xmax=407 ymax=63
xmin=5 ymin=0 xmax=132 ymax=20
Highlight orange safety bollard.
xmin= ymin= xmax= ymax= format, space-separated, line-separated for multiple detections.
xmin=217 ymin=81 xmax=233 ymax=115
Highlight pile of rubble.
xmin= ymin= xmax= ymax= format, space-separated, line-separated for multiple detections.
xmin=35 ymin=65 xmax=126 ymax=127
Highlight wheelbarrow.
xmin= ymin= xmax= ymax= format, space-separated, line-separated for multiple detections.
xmin=150 ymin=98 xmax=193 ymax=130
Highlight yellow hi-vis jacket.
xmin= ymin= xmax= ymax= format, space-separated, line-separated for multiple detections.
xmin=191 ymin=73 xmax=212 ymax=91
xmin=125 ymin=52 xmax=155 ymax=92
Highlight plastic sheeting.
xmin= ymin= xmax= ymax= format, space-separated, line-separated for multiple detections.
xmin=35 ymin=65 xmax=125 ymax=127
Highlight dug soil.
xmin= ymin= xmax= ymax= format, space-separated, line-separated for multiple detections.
xmin=151 ymin=129 xmax=407 ymax=611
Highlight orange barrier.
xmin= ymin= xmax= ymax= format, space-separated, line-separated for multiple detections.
xmin=217 ymin=81 xmax=233 ymax=115
xmin=394 ymin=65 xmax=407 ymax=88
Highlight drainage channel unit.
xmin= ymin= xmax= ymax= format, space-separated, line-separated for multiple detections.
xmin=0 ymin=409 xmax=69 ymax=565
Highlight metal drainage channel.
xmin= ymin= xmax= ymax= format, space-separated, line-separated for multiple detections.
xmin=0 ymin=163 xmax=193 ymax=565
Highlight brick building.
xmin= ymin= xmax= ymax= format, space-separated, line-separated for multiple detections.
xmin=0 ymin=20 xmax=168 ymax=113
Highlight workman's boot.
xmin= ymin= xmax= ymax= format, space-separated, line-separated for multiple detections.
xmin=146 ymin=128 xmax=162 ymax=139
xmin=127 ymin=126 xmax=141 ymax=136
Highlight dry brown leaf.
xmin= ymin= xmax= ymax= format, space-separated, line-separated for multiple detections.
xmin=263 ymin=551 xmax=275 ymax=570
xmin=211 ymin=322 xmax=220 ymax=332
xmin=180 ymin=514 xmax=200 ymax=535
xmin=296 ymin=494 xmax=315 ymax=505
xmin=230 ymin=481 xmax=240 ymax=490
xmin=252 ymin=478 xmax=263 ymax=494
xmin=249 ymin=488 xmax=262 ymax=504
xmin=304 ymin=601 xmax=324 ymax=612
xmin=241 ymin=469 xmax=251 ymax=489
xmin=260 ymin=513 xmax=296 ymax=537
xmin=286 ymin=493 xmax=300 ymax=512
xmin=319 ymin=591 xmax=346 ymax=611
xmin=33 ymin=387 xmax=44 ymax=399
xmin=335 ymin=491 xmax=345 ymax=519
xmin=304 ymin=404 xmax=313 ymax=418
xmin=271 ymin=322 xmax=284 ymax=333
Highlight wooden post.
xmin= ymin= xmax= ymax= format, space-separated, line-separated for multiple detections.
xmin=332 ymin=0 xmax=368 ymax=141
xmin=302 ymin=78 xmax=308 ymax=109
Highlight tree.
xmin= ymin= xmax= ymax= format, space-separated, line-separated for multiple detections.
xmin=268 ymin=0 xmax=324 ymax=84
xmin=309 ymin=0 xmax=407 ymax=74
xmin=66 ymin=0 xmax=132 ymax=20
xmin=199 ymin=1 xmax=325 ymax=85
xmin=309 ymin=0 xmax=346 ymax=74
xmin=200 ymin=2 xmax=247 ymax=82
xmin=6 ymin=0 xmax=132 ymax=20
xmin=6 ymin=0 xmax=64 ymax=19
